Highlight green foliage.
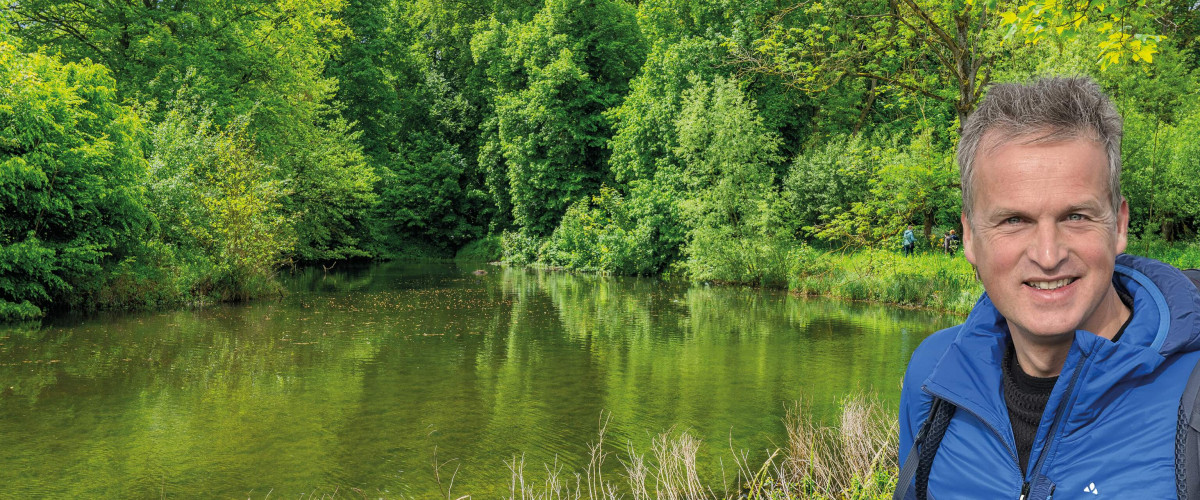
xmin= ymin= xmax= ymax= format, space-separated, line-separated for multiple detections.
xmin=10 ymin=0 xmax=377 ymax=264
xmin=997 ymin=0 xmax=1168 ymax=69
xmin=544 ymin=185 xmax=683 ymax=275
xmin=327 ymin=0 xmax=493 ymax=254
xmin=501 ymin=230 xmax=544 ymax=265
xmin=272 ymin=103 xmax=379 ymax=262
xmin=146 ymin=103 xmax=294 ymax=302
xmin=672 ymin=75 xmax=787 ymax=284
xmin=473 ymin=0 xmax=647 ymax=236
xmin=780 ymin=136 xmax=877 ymax=238
xmin=5 ymin=0 xmax=1200 ymax=318
xmin=733 ymin=0 xmax=1007 ymax=129
xmin=374 ymin=134 xmax=480 ymax=254
xmin=810 ymin=133 xmax=959 ymax=247
xmin=455 ymin=236 xmax=504 ymax=262
xmin=789 ymin=247 xmax=981 ymax=314
xmin=1126 ymin=236 xmax=1200 ymax=270
xmin=1121 ymin=98 xmax=1200 ymax=241
xmin=607 ymin=36 xmax=723 ymax=185
xmin=0 ymin=40 xmax=154 ymax=319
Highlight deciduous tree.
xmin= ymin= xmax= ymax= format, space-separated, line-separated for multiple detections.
xmin=0 ymin=39 xmax=154 ymax=319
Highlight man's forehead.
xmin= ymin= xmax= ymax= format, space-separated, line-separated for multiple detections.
xmin=977 ymin=126 xmax=1101 ymax=157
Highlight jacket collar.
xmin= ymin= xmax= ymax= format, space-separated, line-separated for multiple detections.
xmin=922 ymin=254 xmax=1200 ymax=431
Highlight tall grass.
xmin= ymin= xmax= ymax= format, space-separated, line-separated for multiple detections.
xmin=1126 ymin=237 xmax=1200 ymax=270
xmin=787 ymin=246 xmax=979 ymax=315
xmin=501 ymin=395 xmax=898 ymax=500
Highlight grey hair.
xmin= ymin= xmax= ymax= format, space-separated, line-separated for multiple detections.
xmin=957 ymin=77 xmax=1123 ymax=221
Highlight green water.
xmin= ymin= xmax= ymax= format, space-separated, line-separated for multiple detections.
xmin=0 ymin=262 xmax=957 ymax=498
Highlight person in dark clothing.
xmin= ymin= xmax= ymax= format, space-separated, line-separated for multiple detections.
xmin=941 ymin=230 xmax=958 ymax=255
xmin=902 ymin=225 xmax=916 ymax=257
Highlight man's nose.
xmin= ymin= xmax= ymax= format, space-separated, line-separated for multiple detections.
xmin=1029 ymin=222 xmax=1068 ymax=269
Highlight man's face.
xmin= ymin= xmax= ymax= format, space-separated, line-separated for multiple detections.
xmin=962 ymin=135 xmax=1129 ymax=343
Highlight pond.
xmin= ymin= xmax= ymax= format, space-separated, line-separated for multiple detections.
xmin=0 ymin=262 xmax=958 ymax=498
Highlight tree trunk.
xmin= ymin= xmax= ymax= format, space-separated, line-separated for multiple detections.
xmin=924 ymin=211 xmax=934 ymax=247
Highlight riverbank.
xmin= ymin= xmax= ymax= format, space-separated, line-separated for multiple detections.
xmin=474 ymin=234 xmax=1200 ymax=316
xmin=786 ymin=247 xmax=978 ymax=315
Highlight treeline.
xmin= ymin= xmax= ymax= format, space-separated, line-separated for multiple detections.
xmin=3 ymin=1 xmax=1200 ymax=320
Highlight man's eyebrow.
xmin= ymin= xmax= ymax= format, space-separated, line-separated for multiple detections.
xmin=983 ymin=208 xmax=1025 ymax=220
xmin=984 ymin=202 xmax=1105 ymax=220
xmin=1065 ymin=201 xmax=1104 ymax=213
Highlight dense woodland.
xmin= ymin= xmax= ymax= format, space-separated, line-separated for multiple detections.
xmin=2 ymin=0 xmax=1200 ymax=320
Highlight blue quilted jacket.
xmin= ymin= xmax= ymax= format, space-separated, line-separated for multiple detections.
xmin=898 ymin=254 xmax=1200 ymax=499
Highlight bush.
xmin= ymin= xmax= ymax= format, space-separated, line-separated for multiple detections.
xmin=456 ymin=236 xmax=504 ymax=262
xmin=502 ymin=230 xmax=543 ymax=265
xmin=1 ymin=40 xmax=155 ymax=320
xmin=780 ymin=135 xmax=875 ymax=238
xmin=541 ymin=184 xmax=684 ymax=275
xmin=1126 ymin=236 xmax=1200 ymax=269
xmin=146 ymin=102 xmax=295 ymax=303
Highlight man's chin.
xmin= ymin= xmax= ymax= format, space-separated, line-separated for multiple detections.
xmin=1007 ymin=320 xmax=1080 ymax=343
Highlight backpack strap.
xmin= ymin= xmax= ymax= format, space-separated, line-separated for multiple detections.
xmin=895 ymin=396 xmax=956 ymax=500
xmin=1176 ymin=269 xmax=1200 ymax=500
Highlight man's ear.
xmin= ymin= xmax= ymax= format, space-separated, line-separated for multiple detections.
xmin=961 ymin=212 xmax=975 ymax=265
xmin=1116 ymin=197 xmax=1129 ymax=254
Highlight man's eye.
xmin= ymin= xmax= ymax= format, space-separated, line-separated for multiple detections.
xmin=1004 ymin=217 xmax=1022 ymax=225
xmin=1067 ymin=214 xmax=1085 ymax=221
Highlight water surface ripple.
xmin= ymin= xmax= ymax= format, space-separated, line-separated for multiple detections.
xmin=0 ymin=262 xmax=954 ymax=497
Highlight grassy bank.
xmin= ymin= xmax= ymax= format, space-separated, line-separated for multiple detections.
xmin=1127 ymin=237 xmax=1200 ymax=269
xmin=493 ymin=233 xmax=1200 ymax=315
xmin=786 ymin=247 xmax=979 ymax=315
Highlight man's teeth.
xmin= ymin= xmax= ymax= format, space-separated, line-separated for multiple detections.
xmin=1028 ymin=279 xmax=1072 ymax=290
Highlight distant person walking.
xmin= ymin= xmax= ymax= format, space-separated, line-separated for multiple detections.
xmin=902 ymin=225 xmax=916 ymax=257
xmin=942 ymin=229 xmax=959 ymax=255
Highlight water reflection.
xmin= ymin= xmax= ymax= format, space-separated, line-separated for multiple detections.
xmin=0 ymin=262 xmax=957 ymax=497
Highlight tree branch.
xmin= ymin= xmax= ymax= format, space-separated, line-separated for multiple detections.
xmin=898 ymin=0 xmax=963 ymax=59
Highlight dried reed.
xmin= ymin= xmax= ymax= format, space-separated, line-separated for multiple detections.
xmin=501 ymin=395 xmax=898 ymax=500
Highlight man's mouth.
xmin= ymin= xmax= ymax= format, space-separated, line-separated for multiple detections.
xmin=1025 ymin=278 xmax=1076 ymax=290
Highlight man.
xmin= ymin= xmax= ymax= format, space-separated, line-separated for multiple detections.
xmin=903 ymin=225 xmax=916 ymax=257
xmin=941 ymin=229 xmax=958 ymax=255
xmin=896 ymin=77 xmax=1200 ymax=499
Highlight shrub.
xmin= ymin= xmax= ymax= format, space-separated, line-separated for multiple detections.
xmin=543 ymin=185 xmax=684 ymax=276
xmin=456 ymin=236 xmax=504 ymax=262
xmin=1 ymin=39 xmax=155 ymax=319
xmin=146 ymin=102 xmax=295 ymax=303
xmin=502 ymin=230 xmax=543 ymax=265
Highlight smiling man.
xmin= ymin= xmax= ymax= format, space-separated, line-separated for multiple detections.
xmin=895 ymin=77 xmax=1200 ymax=499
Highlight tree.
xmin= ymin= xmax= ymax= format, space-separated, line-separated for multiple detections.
xmin=146 ymin=104 xmax=295 ymax=300
xmin=674 ymin=75 xmax=784 ymax=282
xmin=779 ymin=135 xmax=877 ymax=239
xmin=473 ymin=0 xmax=646 ymax=236
xmin=1122 ymin=102 xmax=1200 ymax=241
xmin=607 ymin=36 xmax=723 ymax=185
xmin=732 ymin=0 xmax=1173 ymax=134
xmin=996 ymin=0 xmax=1171 ymax=69
xmin=0 ymin=39 xmax=154 ymax=319
xmin=733 ymin=0 xmax=1005 ymax=131
xmin=374 ymin=133 xmax=482 ymax=253
xmin=8 ymin=0 xmax=379 ymax=262
xmin=811 ymin=133 xmax=960 ymax=247
xmin=325 ymin=0 xmax=499 ymax=254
